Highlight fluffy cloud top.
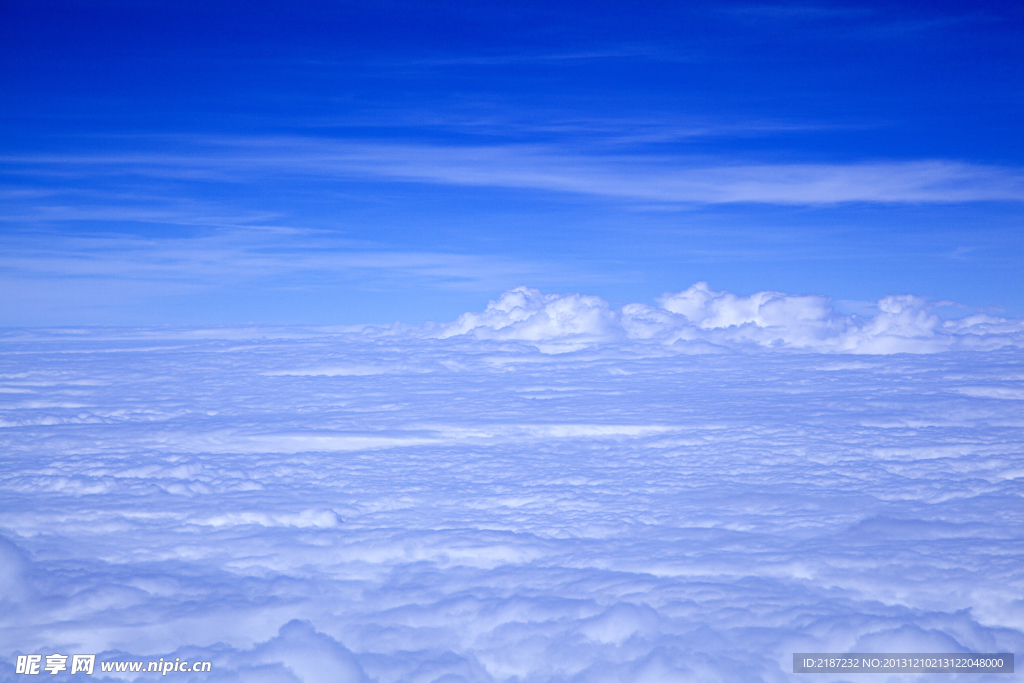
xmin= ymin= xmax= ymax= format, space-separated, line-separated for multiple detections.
xmin=438 ymin=283 xmax=1024 ymax=353
xmin=438 ymin=287 xmax=622 ymax=351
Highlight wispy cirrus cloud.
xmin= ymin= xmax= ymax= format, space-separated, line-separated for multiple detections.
xmin=0 ymin=224 xmax=584 ymax=325
xmin=5 ymin=137 xmax=1024 ymax=206
xmin=0 ymin=229 xmax=548 ymax=287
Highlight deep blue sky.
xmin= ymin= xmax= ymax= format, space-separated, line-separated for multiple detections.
xmin=2 ymin=0 xmax=1022 ymax=325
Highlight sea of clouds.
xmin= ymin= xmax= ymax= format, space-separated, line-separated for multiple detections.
xmin=1 ymin=283 xmax=1022 ymax=682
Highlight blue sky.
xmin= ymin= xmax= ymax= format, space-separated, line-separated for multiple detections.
xmin=2 ymin=0 xmax=1022 ymax=325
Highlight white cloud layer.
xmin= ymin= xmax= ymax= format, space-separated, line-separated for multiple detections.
xmin=436 ymin=283 xmax=1024 ymax=353
xmin=1 ymin=290 xmax=1023 ymax=682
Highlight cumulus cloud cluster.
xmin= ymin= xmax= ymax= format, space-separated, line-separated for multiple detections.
xmin=438 ymin=283 xmax=1024 ymax=353
xmin=1 ymin=294 xmax=1023 ymax=682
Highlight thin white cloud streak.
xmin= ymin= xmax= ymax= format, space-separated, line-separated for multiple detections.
xmin=0 ymin=224 xmax=628 ymax=327
xmin=403 ymin=48 xmax=670 ymax=66
xmin=5 ymin=139 xmax=1024 ymax=204
xmin=0 ymin=230 xmax=573 ymax=326
xmin=319 ymin=145 xmax=1024 ymax=203
xmin=234 ymin=111 xmax=857 ymax=146
xmin=0 ymin=231 xmax=549 ymax=288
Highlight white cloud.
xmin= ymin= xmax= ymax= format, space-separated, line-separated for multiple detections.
xmin=437 ymin=286 xmax=623 ymax=352
xmin=217 ymin=620 xmax=369 ymax=683
xmin=0 ymin=228 xmax=564 ymax=325
xmin=6 ymin=138 xmax=1024 ymax=204
xmin=436 ymin=282 xmax=1024 ymax=354
xmin=1 ymin=296 xmax=1023 ymax=682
